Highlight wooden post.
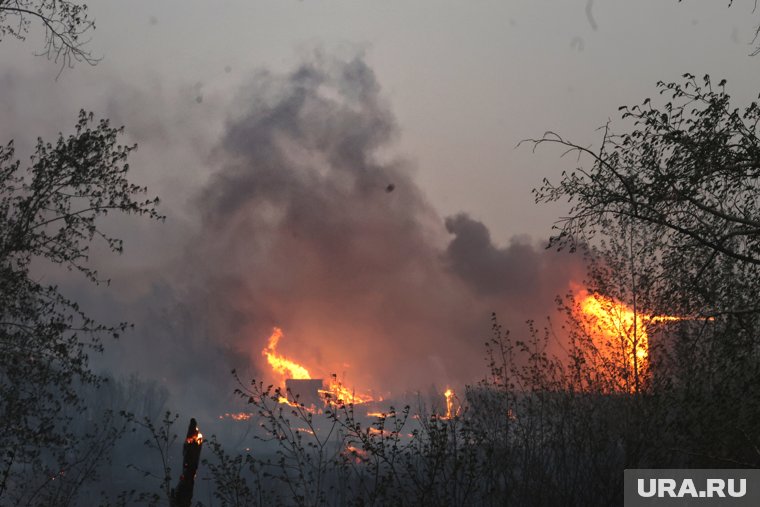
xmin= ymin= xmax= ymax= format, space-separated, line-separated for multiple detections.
xmin=170 ymin=418 xmax=203 ymax=507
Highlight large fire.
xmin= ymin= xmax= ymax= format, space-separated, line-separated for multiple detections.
xmin=576 ymin=292 xmax=681 ymax=391
xmin=262 ymin=327 xmax=311 ymax=381
xmin=261 ymin=327 xmax=373 ymax=406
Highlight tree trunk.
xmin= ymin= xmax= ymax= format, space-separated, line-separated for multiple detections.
xmin=170 ymin=418 xmax=203 ymax=507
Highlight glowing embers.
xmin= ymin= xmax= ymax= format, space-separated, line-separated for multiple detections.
xmin=219 ymin=412 xmax=253 ymax=421
xmin=186 ymin=429 xmax=203 ymax=445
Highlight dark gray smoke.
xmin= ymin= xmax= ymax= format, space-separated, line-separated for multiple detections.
xmin=444 ymin=213 xmax=584 ymax=316
xmin=145 ymin=54 xmax=585 ymax=402
xmin=70 ymin=54 xmax=585 ymax=421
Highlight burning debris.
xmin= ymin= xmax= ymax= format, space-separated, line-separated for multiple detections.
xmin=244 ymin=288 xmax=686 ymax=426
xmin=261 ymin=327 xmax=374 ymax=407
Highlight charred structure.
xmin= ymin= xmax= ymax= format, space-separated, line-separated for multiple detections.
xmin=286 ymin=378 xmax=325 ymax=407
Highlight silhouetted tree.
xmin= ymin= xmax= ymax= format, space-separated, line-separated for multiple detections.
xmin=531 ymin=74 xmax=760 ymax=318
xmin=0 ymin=2 xmax=163 ymax=499
xmin=0 ymin=111 xmax=161 ymax=503
xmin=529 ymin=74 xmax=760 ymax=468
xmin=0 ymin=0 xmax=97 ymax=72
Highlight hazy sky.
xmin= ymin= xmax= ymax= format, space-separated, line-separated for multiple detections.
xmin=2 ymin=1 xmax=757 ymax=245
xmin=2 ymin=0 xmax=758 ymax=415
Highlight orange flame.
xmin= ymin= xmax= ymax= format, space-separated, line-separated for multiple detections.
xmin=186 ymin=431 xmax=203 ymax=445
xmin=444 ymin=388 xmax=454 ymax=419
xmin=368 ymin=427 xmax=393 ymax=437
xmin=262 ymin=327 xmax=311 ymax=384
xmin=576 ymin=292 xmax=681 ymax=392
xmin=320 ymin=377 xmax=374 ymax=405
xmin=343 ymin=445 xmax=368 ymax=463
xmin=277 ymin=395 xmax=299 ymax=407
xmin=261 ymin=327 xmax=373 ymax=406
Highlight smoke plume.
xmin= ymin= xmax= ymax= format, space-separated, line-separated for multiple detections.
xmin=147 ymin=54 xmax=584 ymax=402
xmin=48 ymin=53 xmax=585 ymax=419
